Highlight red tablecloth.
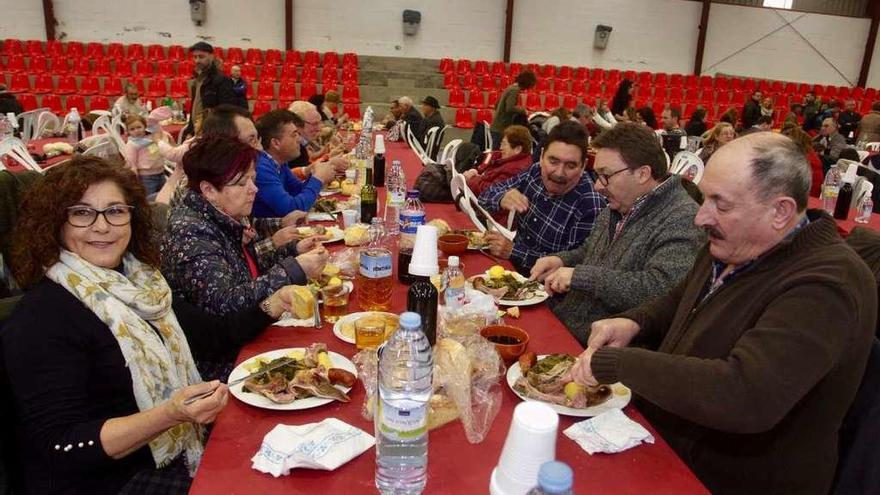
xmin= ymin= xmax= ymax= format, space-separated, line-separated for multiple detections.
xmin=807 ymin=196 xmax=880 ymax=235
xmin=188 ymin=139 xmax=708 ymax=494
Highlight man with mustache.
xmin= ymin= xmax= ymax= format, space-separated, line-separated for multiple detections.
xmin=569 ymin=133 xmax=876 ymax=495
xmin=477 ymin=121 xmax=605 ymax=273
xmin=530 ymin=123 xmax=704 ymax=345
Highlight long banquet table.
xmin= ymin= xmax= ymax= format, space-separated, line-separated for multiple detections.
xmin=188 ymin=139 xmax=709 ymax=494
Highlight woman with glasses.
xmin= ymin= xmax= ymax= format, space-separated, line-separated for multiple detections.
xmin=2 ymin=156 xmax=230 ymax=494
xmin=161 ymin=134 xmax=328 ymax=319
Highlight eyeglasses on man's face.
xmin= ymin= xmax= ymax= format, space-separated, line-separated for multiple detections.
xmin=595 ymin=167 xmax=632 ymax=186
xmin=66 ymin=205 xmax=135 ymax=227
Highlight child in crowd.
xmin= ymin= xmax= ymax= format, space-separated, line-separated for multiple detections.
xmin=120 ymin=114 xmax=173 ymax=196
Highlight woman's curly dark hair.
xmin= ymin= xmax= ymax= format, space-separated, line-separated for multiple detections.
xmin=10 ymin=156 xmax=160 ymax=288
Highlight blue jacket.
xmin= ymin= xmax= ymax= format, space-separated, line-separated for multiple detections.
xmin=253 ymin=151 xmax=323 ymax=217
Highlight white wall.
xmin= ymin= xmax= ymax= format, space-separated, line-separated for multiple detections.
xmin=866 ymin=25 xmax=880 ymax=89
xmin=0 ymin=0 xmax=46 ymax=41
xmin=293 ymin=0 xmax=506 ymax=60
xmin=51 ymin=0 xmax=284 ymax=49
xmin=702 ymin=4 xmax=869 ymax=86
xmin=510 ymin=0 xmax=702 ymax=73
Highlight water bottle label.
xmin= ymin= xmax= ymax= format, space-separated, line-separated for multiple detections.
xmin=359 ymin=250 xmax=392 ymax=279
xmin=825 ymin=186 xmax=839 ymax=198
xmin=387 ymin=191 xmax=405 ymax=207
xmin=378 ymin=399 xmax=427 ymax=441
xmin=400 ymin=213 xmax=426 ymax=234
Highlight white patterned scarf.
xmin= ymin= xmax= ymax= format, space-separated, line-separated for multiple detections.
xmin=45 ymin=250 xmax=205 ymax=475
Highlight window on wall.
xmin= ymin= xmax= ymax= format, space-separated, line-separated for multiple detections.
xmin=763 ymin=0 xmax=793 ymax=8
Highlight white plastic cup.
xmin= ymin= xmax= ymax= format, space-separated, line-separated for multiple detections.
xmin=341 ymin=209 xmax=359 ymax=228
xmin=408 ymin=225 xmax=439 ymax=277
xmin=374 ymin=133 xmax=385 ymax=154
xmin=345 ymin=168 xmax=357 ymax=183
xmin=491 ymin=401 xmax=559 ymax=495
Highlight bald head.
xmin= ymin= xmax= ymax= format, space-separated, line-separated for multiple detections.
xmin=287 ymin=100 xmax=322 ymax=139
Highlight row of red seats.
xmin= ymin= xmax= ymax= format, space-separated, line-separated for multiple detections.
xmin=0 ymin=55 xmax=358 ymax=84
xmin=1 ymin=39 xmax=358 ymax=67
xmin=13 ymin=93 xmax=109 ymax=114
xmin=252 ymin=100 xmax=361 ymax=120
xmin=440 ymin=58 xmax=874 ymax=101
xmin=3 ymin=72 xmax=361 ymax=104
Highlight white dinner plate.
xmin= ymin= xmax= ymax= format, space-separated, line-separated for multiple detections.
xmin=506 ymin=356 xmax=631 ymax=417
xmin=332 ymin=311 xmax=398 ymax=344
xmin=321 ymin=226 xmax=344 ymax=243
xmin=467 ymin=271 xmax=549 ymax=307
xmin=229 ymin=348 xmax=355 ymax=411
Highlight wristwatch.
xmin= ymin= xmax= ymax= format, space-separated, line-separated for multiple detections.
xmin=259 ymin=298 xmax=276 ymax=318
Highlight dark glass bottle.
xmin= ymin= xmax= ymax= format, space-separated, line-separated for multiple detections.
xmin=833 ymin=180 xmax=854 ymax=220
xmin=397 ymin=248 xmax=415 ymax=284
xmin=373 ymin=152 xmax=386 ymax=187
xmin=406 ymin=276 xmax=438 ymax=346
xmin=360 ymin=168 xmax=378 ymax=224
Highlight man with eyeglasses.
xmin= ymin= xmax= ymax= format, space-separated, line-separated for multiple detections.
xmin=812 ymin=117 xmax=846 ymax=173
xmin=530 ymin=123 xmax=704 ymax=345
xmin=478 ymin=121 xmax=606 ymax=274
xmin=288 ymin=101 xmax=349 ymax=179
xmin=251 ymin=109 xmax=335 ymax=217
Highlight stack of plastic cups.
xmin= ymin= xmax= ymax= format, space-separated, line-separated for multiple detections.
xmin=408 ymin=225 xmax=439 ymax=278
xmin=490 ymin=401 xmax=559 ymax=495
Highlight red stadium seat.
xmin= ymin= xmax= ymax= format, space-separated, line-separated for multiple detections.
xmin=684 ymin=75 xmax=698 ymax=89
xmin=126 ymin=43 xmax=145 ymax=60
xmin=2 ymin=39 xmax=23 ymax=55
xmin=285 ymin=50 xmax=302 ymax=66
xmin=491 ymin=62 xmax=506 ymax=77
xmin=525 ymin=92 xmax=542 ymax=112
xmin=265 ymin=49 xmax=283 ymax=66
xmin=321 ymin=76 xmax=338 ymax=93
xmin=261 ymin=66 xmax=278 ymax=82
xmin=573 ymin=67 xmax=589 ymax=81
xmin=323 ymin=51 xmax=339 ymax=68
xmin=56 ymin=75 xmax=77 ymax=95
xmin=106 ymin=43 xmax=124 ymax=59
xmin=135 ymin=60 xmax=155 ymax=78
xmin=460 ymin=73 xmax=478 ymax=91
xmin=51 ymin=56 xmax=69 ymax=74
xmin=115 ymin=59 xmax=132 ymax=78
xmin=170 ymin=78 xmax=189 ymax=98
xmin=557 ymin=66 xmax=573 ymax=80
xmin=147 ymin=44 xmax=165 ymax=60
xmin=46 ymin=40 xmax=63 ymax=57
xmin=467 ymin=89 xmax=485 ymax=109
xmin=281 ymin=64 xmax=298 ymax=81
xmin=474 ymin=60 xmax=489 ymax=76
xmin=71 ymin=58 xmax=91 ymax=76
xmin=544 ymin=93 xmax=560 ymax=110
xmin=700 ymin=75 xmax=713 ymax=91
xmin=343 ymin=103 xmax=360 ymax=119
xmin=480 ymin=76 xmax=498 ymax=92
xmin=252 ymin=100 xmax=272 ymax=119
xmin=33 ymin=74 xmax=53 ymax=94
xmin=145 ymin=78 xmax=167 ymax=98
xmin=487 ymin=90 xmax=500 ymax=108
xmin=245 ymin=48 xmax=263 ymax=65
xmin=80 ymin=77 xmax=100 ymax=95
xmin=299 ymin=81 xmax=317 ymax=100
xmin=669 ymin=74 xmax=684 ymax=87
xmin=94 ymin=58 xmax=113 ymax=77
xmin=241 ymin=63 xmax=258 ymax=82
xmin=256 ymin=80 xmax=275 ymax=101
xmin=439 ymin=58 xmax=453 ymax=72
xmin=225 ymin=47 xmax=244 ymax=65
xmin=443 ymin=72 xmax=457 ymax=89
xmin=476 ymin=108 xmax=493 ymax=125
xmin=535 ymin=78 xmax=550 ymax=94
xmin=5 ymin=54 xmax=26 ymax=73
xmin=18 ymin=93 xmax=37 ymax=111
xmin=448 ymin=88 xmax=465 ymax=108
xmin=179 ymin=59 xmax=195 ymax=77
xmin=455 ymin=107 xmax=474 ymax=128
xmin=65 ymin=95 xmax=85 ymax=113
xmin=342 ymin=52 xmax=358 ymax=67
xmin=101 ymin=78 xmax=123 ymax=97
xmin=456 ymin=59 xmax=472 ymax=75
xmin=714 ymin=77 xmax=729 ymax=91
xmin=29 ymin=55 xmax=48 ymax=73
xmin=42 ymin=94 xmax=63 ymax=114
xmin=167 ymin=45 xmax=185 ymax=60
xmin=508 ymin=62 xmax=522 ymax=76
xmin=25 ymin=40 xmax=43 ymax=56
xmin=213 ymin=47 xmax=225 ymax=62
xmin=303 ymin=51 xmax=320 ymax=66
xmin=278 ymin=81 xmax=297 ymax=101
xmin=84 ymin=42 xmax=103 ymax=59
xmin=341 ymin=66 xmax=358 ymax=84
xmin=301 ymin=66 xmax=318 ymax=82
xmin=552 ymin=79 xmax=569 ymax=94
xmin=563 ymin=94 xmax=578 ymax=110
xmin=341 ymin=84 xmax=360 ymax=103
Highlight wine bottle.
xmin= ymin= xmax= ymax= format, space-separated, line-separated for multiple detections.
xmin=360 ymin=168 xmax=378 ymax=224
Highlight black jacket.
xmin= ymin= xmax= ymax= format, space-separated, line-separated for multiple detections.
xmin=415 ymin=110 xmax=445 ymax=146
xmin=741 ymin=99 xmax=761 ymax=129
xmin=0 ymin=93 xmax=23 ymax=116
xmin=230 ymin=77 xmax=249 ymax=109
xmin=191 ymin=63 xmax=237 ymax=111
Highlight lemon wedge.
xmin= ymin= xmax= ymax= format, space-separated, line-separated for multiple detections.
xmin=327 ymin=277 xmax=343 ymax=287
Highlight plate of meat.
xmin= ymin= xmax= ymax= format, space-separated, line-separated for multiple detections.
xmin=229 ymin=343 xmax=357 ymax=411
xmin=506 ymin=353 xmax=631 ymax=417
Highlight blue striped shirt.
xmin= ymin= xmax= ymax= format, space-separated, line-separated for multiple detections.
xmin=479 ymin=163 xmax=606 ymax=272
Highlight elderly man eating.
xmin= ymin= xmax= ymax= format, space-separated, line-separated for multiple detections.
xmin=478 ymin=121 xmax=605 ymax=273
xmin=531 ymin=123 xmax=703 ymax=344
xmin=570 ymin=133 xmax=876 ymax=495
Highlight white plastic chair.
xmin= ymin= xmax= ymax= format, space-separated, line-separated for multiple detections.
xmin=865 ymin=142 xmax=880 ymax=152
xmin=15 ymin=108 xmax=50 ymax=143
xmin=449 ymin=174 xmax=517 ymax=241
xmin=91 ymin=115 xmax=125 ymax=152
xmin=482 ymin=121 xmax=493 ymax=151
xmin=406 ymin=125 xmax=432 ymax=166
xmin=669 ymin=151 xmax=705 ymax=184
xmin=857 ymin=150 xmax=870 ymax=163
xmin=0 ymin=137 xmax=43 ymax=172
xmin=34 ymin=111 xmax=61 ymax=138
xmin=424 ymin=126 xmax=440 ymax=158
xmin=439 ymin=138 xmax=462 ymax=168
xmin=82 ymin=139 xmax=119 ymax=160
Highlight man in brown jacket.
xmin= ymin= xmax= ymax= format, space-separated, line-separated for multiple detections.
xmin=571 ymin=133 xmax=876 ymax=495
xmin=858 ymin=101 xmax=880 ymax=145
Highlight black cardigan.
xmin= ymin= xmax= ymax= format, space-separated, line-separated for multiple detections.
xmin=0 ymin=278 xmax=272 ymax=495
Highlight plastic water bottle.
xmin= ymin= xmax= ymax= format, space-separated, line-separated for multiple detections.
xmin=526 ymin=461 xmax=574 ymax=495
xmin=384 ymin=160 xmax=406 ymax=236
xmin=66 ymin=108 xmax=82 ymax=145
xmin=399 ymin=190 xmax=425 ymax=250
xmin=369 ymin=217 xmax=387 ymax=248
xmin=375 ymin=312 xmax=433 ymax=495
xmin=442 ymin=256 xmax=467 ymax=309
xmin=855 ymin=185 xmax=874 ymax=224
xmin=0 ymin=114 xmax=14 ymax=140
xmin=822 ymin=164 xmax=842 ymax=214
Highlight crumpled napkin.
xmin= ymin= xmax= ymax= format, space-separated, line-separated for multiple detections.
xmin=563 ymin=408 xmax=655 ymax=455
xmin=273 ymin=312 xmax=316 ymax=328
xmin=251 ymin=418 xmax=375 ymax=477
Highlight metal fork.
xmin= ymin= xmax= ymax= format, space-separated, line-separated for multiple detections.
xmin=312 ymin=285 xmax=322 ymax=328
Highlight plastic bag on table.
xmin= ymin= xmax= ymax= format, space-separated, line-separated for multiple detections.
xmin=438 ymin=289 xmax=499 ymax=339
xmin=352 ymin=349 xmax=378 ymax=421
xmin=432 ymin=334 xmax=504 ymax=444
xmin=329 ymin=247 xmax=359 ymax=280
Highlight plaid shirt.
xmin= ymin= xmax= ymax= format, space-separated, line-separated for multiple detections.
xmin=479 ymin=163 xmax=606 ymax=272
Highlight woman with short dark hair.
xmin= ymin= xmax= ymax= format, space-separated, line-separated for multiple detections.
xmin=463 ymin=124 xmax=535 ymax=195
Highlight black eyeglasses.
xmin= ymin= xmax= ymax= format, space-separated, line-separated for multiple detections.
xmin=595 ymin=167 xmax=632 ymax=186
xmin=66 ymin=205 xmax=135 ymax=227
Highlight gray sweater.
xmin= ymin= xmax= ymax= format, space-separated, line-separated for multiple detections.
xmin=551 ymin=177 xmax=705 ymax=345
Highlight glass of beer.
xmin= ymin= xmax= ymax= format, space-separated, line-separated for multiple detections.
xmin=321 ymin=284 xmax=350 ymax=323
xmin=355 ymin=315 xmax=386 ymax=349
